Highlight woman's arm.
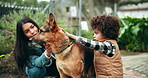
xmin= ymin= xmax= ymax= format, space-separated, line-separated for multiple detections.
xmin=28 ymin=51 xmax=52 ymax=67
xmin=28 ymin=44 xmax=53 ymax=67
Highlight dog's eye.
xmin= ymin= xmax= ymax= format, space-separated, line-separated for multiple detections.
xmin=39 ymin=30 xmax=44 ymax=34
xmin=44 ymin=26 xmax=50 ymax=32
xmin=49 ymin=25 xmax=52 ymax=27
xmin=39 ymin=28 xmax=50 ymax=34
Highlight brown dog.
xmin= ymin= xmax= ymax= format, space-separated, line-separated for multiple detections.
xmin=33 ymin=13 xmax=95 ymax=78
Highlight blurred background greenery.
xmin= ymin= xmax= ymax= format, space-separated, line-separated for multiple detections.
xmin=0 ymin=0 xmax=148 ymax=76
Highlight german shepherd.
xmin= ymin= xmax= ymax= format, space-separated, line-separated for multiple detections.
xmin=33 ymin=13 xmax=95 ymax=78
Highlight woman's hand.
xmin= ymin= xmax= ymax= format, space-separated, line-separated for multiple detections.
xmin=44 ymin=44 xmax=52 ymax=57
xmin=44 ymin=44 xmax=52 ymax=53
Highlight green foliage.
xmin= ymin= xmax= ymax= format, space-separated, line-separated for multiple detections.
xmin=23 ymin=0 xmax=38 ymax=7
xmin=0 ymin=10 xmax=48 ymax=54
xmin=0 ymin=9 xmax=93 ymax=55
xmin=63 ymin=26 xmax=94 ymax=40
xmin=81 ymin=30 xmax=93 ymax=39
xmin=118 ymin=17 xmax=148 ymax=52
xmin=0 ymin=52 xmax=18 ymax=74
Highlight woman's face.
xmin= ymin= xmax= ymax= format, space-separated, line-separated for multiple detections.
xmin=22 ymin=23 xmax=38 ymax=39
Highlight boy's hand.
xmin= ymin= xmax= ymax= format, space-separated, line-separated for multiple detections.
xmin=61 ymin=28 xmax=77 ymax=40
xmin=61 ymin=28 xmax=70 ymax=36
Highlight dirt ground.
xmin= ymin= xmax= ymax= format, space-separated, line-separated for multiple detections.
xmin=0 ymin=52 xmax=148 ymax=78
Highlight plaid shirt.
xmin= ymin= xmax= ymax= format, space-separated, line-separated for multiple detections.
xmin=77 ymin=37 xmax=116 ymax=57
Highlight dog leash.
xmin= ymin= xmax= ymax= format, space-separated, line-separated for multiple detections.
xmin=54 ymin=40 xmax=76 ymax=54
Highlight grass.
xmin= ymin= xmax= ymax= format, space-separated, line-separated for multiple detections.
xmin=0 ymin=52 xmax=18 ymax=74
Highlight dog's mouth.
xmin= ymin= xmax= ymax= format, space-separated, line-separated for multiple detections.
xmin=30 ymin=35 xmax=45 ymax=44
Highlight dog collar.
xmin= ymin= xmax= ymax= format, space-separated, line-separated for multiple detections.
xmin=54 ymin=40 xmax=76 ymax=54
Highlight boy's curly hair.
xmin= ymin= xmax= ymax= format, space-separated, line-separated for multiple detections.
xmin=90 ymin=14 xmax=120 ymax=41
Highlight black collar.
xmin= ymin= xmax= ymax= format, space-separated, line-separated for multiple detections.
xmin=54 ymin=40 xmax=76 ymax=54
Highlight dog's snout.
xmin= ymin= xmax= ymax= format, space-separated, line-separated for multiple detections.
xmin=41 ymin=41 xmax=45 ymax=44
xmin=32 ymin=39 xmax=45 ymax=44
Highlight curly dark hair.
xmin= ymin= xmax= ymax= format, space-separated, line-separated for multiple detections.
xmin=90 ymin=14 xmax=120 ymax=41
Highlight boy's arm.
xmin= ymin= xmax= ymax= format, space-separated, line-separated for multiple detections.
xmin=77 ymin=37 xmax=115 ymax=57
xmin=64 ymin=31 xmax=115 ymax=57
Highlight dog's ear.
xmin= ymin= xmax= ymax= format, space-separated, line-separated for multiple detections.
xmin=49 ymin=13 xmax=60 ymax=32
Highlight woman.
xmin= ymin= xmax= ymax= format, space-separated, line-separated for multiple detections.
xmin=14 ymin=17 xmax=59 ymax=78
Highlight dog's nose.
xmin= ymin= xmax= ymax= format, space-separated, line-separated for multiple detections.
xmin=32 ymin=38 xmax=46 ymax=45
xmin=41 ymin=41 xmax=46 ymax=44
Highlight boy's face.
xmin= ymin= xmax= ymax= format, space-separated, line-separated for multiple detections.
xmin=93 ymin=29 xmax=105 ymax=41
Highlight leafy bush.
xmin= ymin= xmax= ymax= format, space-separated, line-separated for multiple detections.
xmin=118 ymin=17 xmax=148 ymax=52
xmin=0 ymin=52 xmax=17 ymax=74
xmin=0 ymin=10 xmax=49 ymax=54
xmin=81 ymin=30 xmax=93 ymax=39
xmin=0 ymin=10 xmax=93 ymax=55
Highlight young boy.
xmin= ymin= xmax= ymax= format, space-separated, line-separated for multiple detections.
xmin=65 ymin=14 xmax=123 ymax=78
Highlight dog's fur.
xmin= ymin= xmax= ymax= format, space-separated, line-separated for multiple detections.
xmin=33 ymin=13 xmax=95 ymax=78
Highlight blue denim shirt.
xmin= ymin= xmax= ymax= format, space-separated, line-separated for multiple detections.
xmin=27 ymin=43 xmax=52 ymax=68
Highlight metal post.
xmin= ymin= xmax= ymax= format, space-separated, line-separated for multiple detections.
xmin=70 ymin=9 xmax=73 ymax=33
xmin=49 ymin=0 xmax=54 ymax=14
xmin=76 ymin=1 xmax=79 ymax=35
xmin=78 ymin=0 xmax=82 ymax=36
xmin=114 ymin=2 xmax=117 ymax=16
